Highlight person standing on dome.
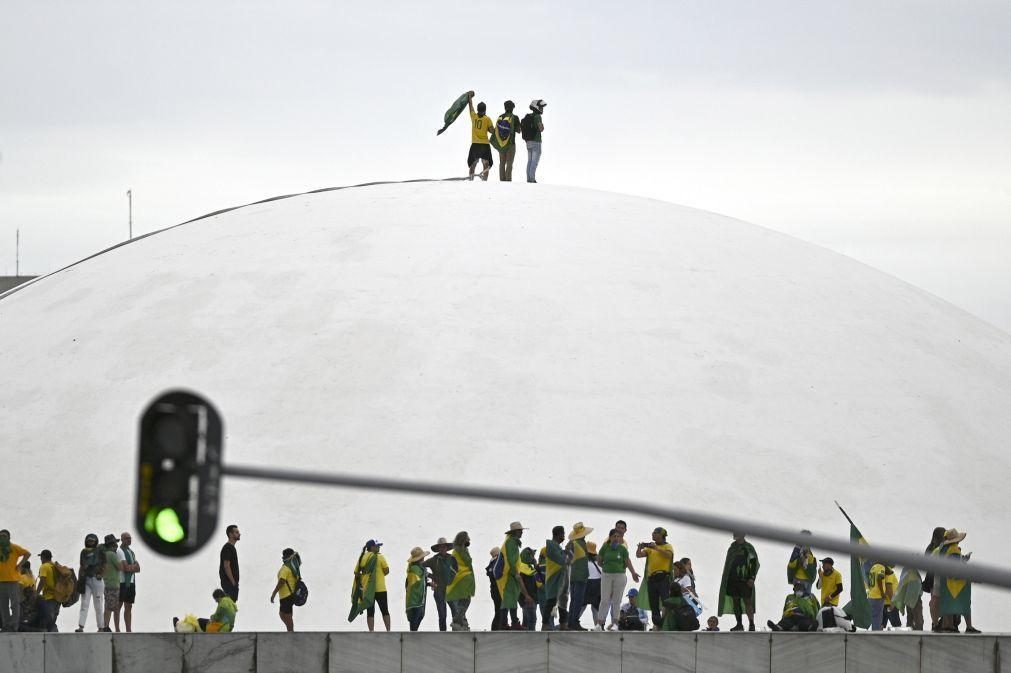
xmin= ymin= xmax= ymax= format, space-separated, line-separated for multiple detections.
xmin=445 ymin=531 xmax=474 ymax=631
xmin=595 ymin=528 xmax=640 ymax=631
xmin=353 ymin=539 xmax=391 ymax=632
xmin=405 ymin=547 xmax=429 ymax=632
xmin=100 ymin=535 xmax=121 ymax=632
xmin=219 ymin=525 xmax=240 ymax=602
xmin=76 ymin=533 xmax=106 ymax=632
xmin=497 ymin=522 xmax=533 ymax=630
xmin=565 ymin=522 xmax=594 ymax=630
xmin=786 ymin=530 xmax=817 ymax=594
xmin=466 ymin=92 xmax=494 ymax=181
xmin=521 ymin=99 xmax=546 ymax=183
xmin=538 ymin=525 xmax=567 ymax=630
xmin=423 ymin=537 xmax=457 ymax=632
xmin=717 ymin=532 xmax=759 ymax=631
xmin=270 ymin=548 xmax=301 ymax=632
xmin=492 ymin=100 xmax=523 ymax=181
xmin=0 ymin=529 xmax=30 ymax=632
xmin=636 ymin=527 xmax=674 ymax=630
xmin=936 ymin=529 xmax=979 ymax=633
xmin=486 ymin=547 xmax=504 ymax=630
xmin=816 ymin=557 xmax=844 ymax=610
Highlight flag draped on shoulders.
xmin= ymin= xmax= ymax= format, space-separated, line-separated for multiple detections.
xmin=893 ymin=567 xmax=923 ymax=613
xmin=936 ymin=542 xmax=971 ymax=617
xmin=497 ymin=537 xmax=521 ymax=610
xmin=406 ymin=562 xmax=427 ymax=612
xmin=836 ymin=502 xmax=872 ymax=629
xmin=437 ymin=93 xmax=471 ymax=136
xmin=348 ymin=551 xmax=377 ymax=623
xmin=539 ymin=541 xmax=565 ymax=607
xmin=446 ymin=545 xmax=475 ymax=601
xmin=716 ymin=541 xmax=759 ymax=616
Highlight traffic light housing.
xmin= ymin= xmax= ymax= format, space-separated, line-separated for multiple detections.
xmin=136 ymin=391 xmax=223 ymax=557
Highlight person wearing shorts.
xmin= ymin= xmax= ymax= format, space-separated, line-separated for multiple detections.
xmin=270 ymin=548 xmax=300 ymax=632
xmin=465 ymin=93 xmax=494 ymax=181
xmin=101 ymin=535 xmax=121 ymax=632
xmin=357 ymin=540 xmax=391 ymax=631
xmin=116 ymin=531 xmax=139 ymax=632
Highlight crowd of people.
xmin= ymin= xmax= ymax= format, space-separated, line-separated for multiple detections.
xmin=0 ymin=522 xmax=977 ymax=635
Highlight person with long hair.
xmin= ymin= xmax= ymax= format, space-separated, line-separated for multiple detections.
xmin=923 ymin=526 xmax=946 ymax=630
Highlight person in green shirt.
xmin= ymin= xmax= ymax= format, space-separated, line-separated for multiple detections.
xmin=767 ymin=582 xmax=820 ymax=631
xmin=101 ymin=535 xmax=121 ymax=632
xmin=522 ymin=99 xmax=546 ymax=183
xmin=445 ymin=531 xmax=475 ymax=631
xmin=424 ymin=537 xmax=457 ymax=632
xmin=596 ymin=528 xmax=640 ymax=630
xmin=173 ymin=589 xmax=237 ymax=633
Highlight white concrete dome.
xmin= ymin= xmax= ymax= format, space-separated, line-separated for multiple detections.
xmin=2 ymin=182 xmax=1010 ymax=631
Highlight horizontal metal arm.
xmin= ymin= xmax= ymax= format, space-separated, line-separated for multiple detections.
xmin=222 ymin=463 xmax=1010 ymax=590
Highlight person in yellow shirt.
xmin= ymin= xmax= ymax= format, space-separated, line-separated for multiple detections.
xmin=270 ymin=548 xmax=301 ymax=632
xmin=636 ymin=527 xmax=674 ymax=630
xmin=866 ymin=562 xmax=888 ymax=631
xmin=881 ymin=565 xmax=901 ymax=628
xmin=0 ymin=529 xmax=31 ymax=632
xmin=816 ymin=557 xmax=844 ymax=607
xmin=35 ymin=550 xmax=60 ymax=632
xmin=466 ymin=92 xmax=494 ymax=181
xmin=356 ymin=539 xmax=391 ymax=632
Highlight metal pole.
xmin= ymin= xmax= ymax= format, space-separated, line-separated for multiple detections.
xmin=127 ymin=190 xmax=133 ymax=240
xmin=221 ymin=463 xmax=1011 ymax=591
xmin=15 ymin=229 xmax=19 ymax=276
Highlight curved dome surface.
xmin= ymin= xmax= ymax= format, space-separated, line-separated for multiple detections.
xmin=2 ymin=182 xmax=1010 ymax=632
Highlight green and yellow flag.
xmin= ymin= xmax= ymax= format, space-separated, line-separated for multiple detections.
xmin=836 ymin=502 xmax=872 ymax=629
xmin=445 ymin=545 xmax=475 ymax=601
xmin=348 ymin=551 xmax=378 ymax=623
xmin=497 ymin=537 xmax=521 ymax=610
xmin=437 ymin=92 xmax=470 ymax=136
xmin=937 ymin=542 xmax=971 ymax=617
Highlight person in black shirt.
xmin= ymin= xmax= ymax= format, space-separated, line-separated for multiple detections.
xmin=219 ymin=525 xmax=241 ymax=601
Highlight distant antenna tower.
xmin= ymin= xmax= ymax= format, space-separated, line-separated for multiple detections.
xmin=127 ymin=189 xmax=133 ymax=239
xmin=15 ymin=228 xmax=19 ymax=277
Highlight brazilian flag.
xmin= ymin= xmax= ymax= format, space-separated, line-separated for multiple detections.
xmin=836 ymin=502 xmax=872 ymax=629
xmin=348 ymin=551 xmax=377 ymax=623
xmin=497 ymin=537 xmax=521 ymax=610
xmin=937 ymin=543 xmax=971 ymax=616
xmin=437 ymin=92 xmax=470 ymax=136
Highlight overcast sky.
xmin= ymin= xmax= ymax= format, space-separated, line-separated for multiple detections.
xmin=2 ymin=1 xmax=1009 ymax=331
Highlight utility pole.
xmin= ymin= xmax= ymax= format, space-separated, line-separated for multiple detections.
xmin=15 ymin=229 xmax=19 ymax=276
xmin=127 ymin=189 xmax=133 ymax=239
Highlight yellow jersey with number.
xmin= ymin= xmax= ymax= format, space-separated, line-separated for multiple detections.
xmin=470 ymin=110 xmax=493 ymax=144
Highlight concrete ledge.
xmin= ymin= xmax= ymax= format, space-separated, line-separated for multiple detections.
xmin=3 ymin=631 xmax=1008 ymax=673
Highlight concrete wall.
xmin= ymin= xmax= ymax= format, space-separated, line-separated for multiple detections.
xmin=0 ymin=632 xmax=1005 ymax=673
xmin=0 ymin=276 xmax=36 ymax=295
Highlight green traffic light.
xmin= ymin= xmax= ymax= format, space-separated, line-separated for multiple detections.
xmin=154 ymin=508 xmax=185 ymax=543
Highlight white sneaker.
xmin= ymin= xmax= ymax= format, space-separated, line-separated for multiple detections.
xmin=594 ymin=624 xmax=604 ymax=631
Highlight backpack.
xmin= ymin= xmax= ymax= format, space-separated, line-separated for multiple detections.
xmin=81 ymin=548 xmax=103 ymax=577
xmin=52 ymin=563 xmax=79 ymax=607
xmin=496 ymin=115 xmax=515 ymax=143
xmin=491 ymin=551 xmax=505 ymax=580
xmin=674 ymin=603 xmax=700 ymax=631
xmin=521 ymin=114 xmax=538 ymax=141
xmin=292 ymin=579 xmax=309 ymax=607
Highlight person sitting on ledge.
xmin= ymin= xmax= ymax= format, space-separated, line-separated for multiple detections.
xmin=173 ymin=589 xmax=237 ymax=633
xmin=768 ymin=581 xmax=819 ymax=632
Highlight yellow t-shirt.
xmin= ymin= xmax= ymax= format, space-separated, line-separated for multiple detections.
xmin=644 ymin=543 xmax=674 ymax=576
xmin=866 ymin=563 xmax=886 ymax=600
xmin=38 ymin=563 xmax=57 ymax=601
xmin=470 ymin=110 xmax=493 ymax=144
xmin=819 ymin=567 xmax=843 ymax=606
xmin=884 ymin=571 xmax=899 ymax=606
xmin=277 ymin=565 xmax=297 ymax=599
xmin=18 ymin=572 xmax=34 ymax=589
xmin=0 ymin=544 xmax=28 ymax=582
xmin=359 ymin=552 xmax=390 ymax=593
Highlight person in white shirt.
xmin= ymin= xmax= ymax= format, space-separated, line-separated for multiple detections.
xmin=619 ymin=588 xmax=649 ymax=631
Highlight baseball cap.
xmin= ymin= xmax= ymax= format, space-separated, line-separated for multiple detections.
xmin=38 ymin=550 xmax=53 ymax=559
xmin=820 ymin=557 xmax=835 ymax=565
xmin=104 ymin=534 xmax=120 ymax=545
xmin=365 ymin=539 xmax=383 ymax=548
xmin=627 ymin=588 xmax=639 ymax=597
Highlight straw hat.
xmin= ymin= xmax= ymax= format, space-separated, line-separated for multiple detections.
xmin=504 ymin=521 xmax=528 ymax=535
xmin=569 ymin=522 xmax=594 ymax=541
xmin=943 ymin=529 xmax=967 ymax=545
xmin=587 ymin=542 xmax=598 ymax=555
xmin=431 ymin=537 xmax=452 ymax=552
xmin=408 ymin=547 xmax=429 ymax=563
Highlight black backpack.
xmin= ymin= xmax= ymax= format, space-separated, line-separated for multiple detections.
xmin=521 ymin=113 xmax=538 ymax=141
xmin=675 ymin=604 xmax=700 ymax=631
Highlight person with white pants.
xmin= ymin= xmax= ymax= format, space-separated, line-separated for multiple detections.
xmin=595 ymin=528 xmax=641 ymax=630
xmin=76 ymin=534 xmax=106 ymax=632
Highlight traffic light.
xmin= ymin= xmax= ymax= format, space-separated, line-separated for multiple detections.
xmin=136 ymin=391 xmax=223 ymax=557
